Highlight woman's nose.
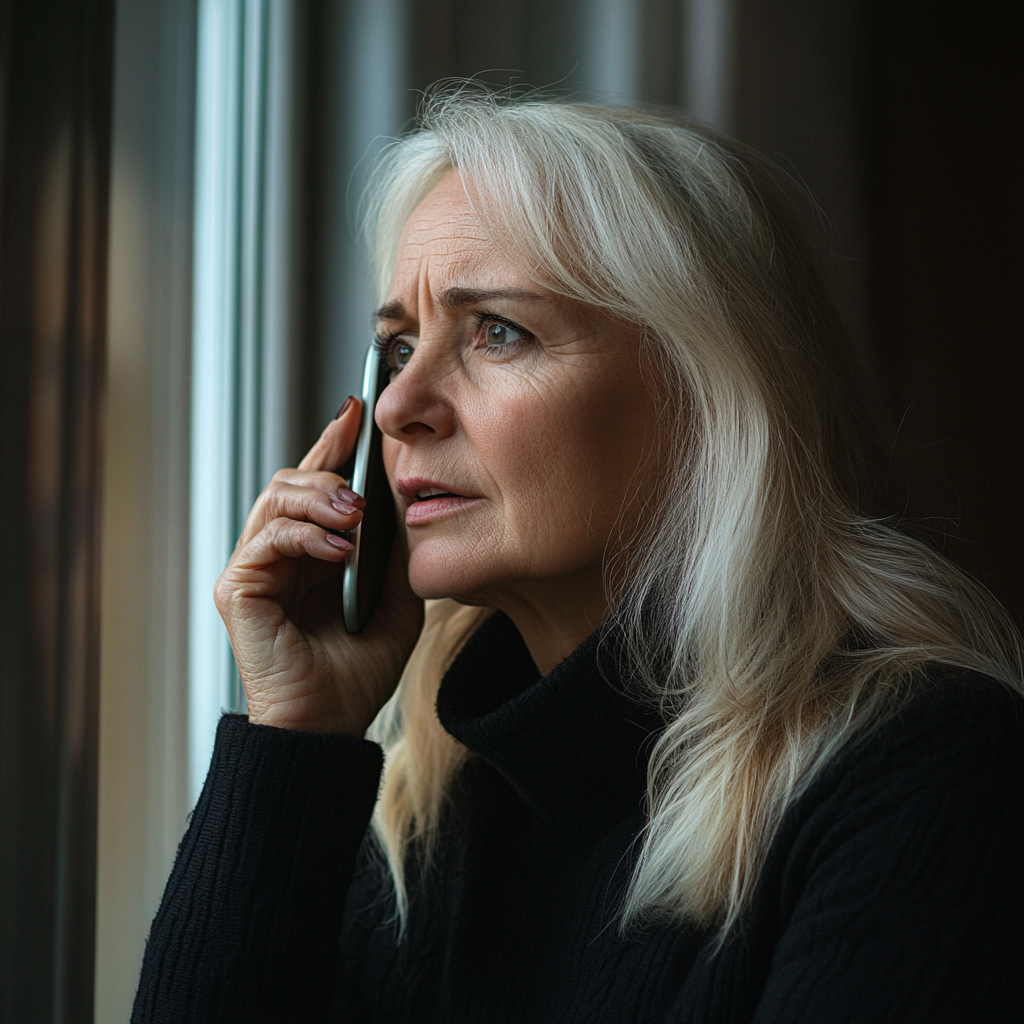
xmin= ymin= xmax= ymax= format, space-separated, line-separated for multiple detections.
xmin=374 ymin=349 xmax=456 ymax=441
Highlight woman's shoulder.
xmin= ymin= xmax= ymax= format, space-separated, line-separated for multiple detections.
xmin=747 ymin=668 xmax=1023 ymax=1022
xmin=904 ymin=663 xmax=1023 ymax=718
xmin=813 ymin=667 xmax=1021 ymax=802
xmin=782 ymin=666 xmax=1022 ymax=857
xmin=849 ymin=666 xmax=1021 ymax=772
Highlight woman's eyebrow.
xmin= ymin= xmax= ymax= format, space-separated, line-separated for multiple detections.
xmin=439 ymin=286 xmax=546 ymax=308
xmin=374 ymin=287 xmax=546 ymax=325
xmin=374 ymin=300 xmax=406 ymax=323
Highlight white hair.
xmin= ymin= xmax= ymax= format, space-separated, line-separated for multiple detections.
xmin=363 ymin=87 xmax=1023 ymax=940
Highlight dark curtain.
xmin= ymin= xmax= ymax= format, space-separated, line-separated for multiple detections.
xmin=0 ymin=1 xmax=115 ymax=1020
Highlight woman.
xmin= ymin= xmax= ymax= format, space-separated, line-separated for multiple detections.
xmin=134 ymin=92 xmax=1023 ymax=1023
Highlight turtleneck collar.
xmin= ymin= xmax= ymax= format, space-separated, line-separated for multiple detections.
xmin=435 ymin=611 xmax=664 ymax=845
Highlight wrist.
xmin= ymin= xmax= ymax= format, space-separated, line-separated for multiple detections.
xmin=246 ymin=701 xmax=374 ymax=738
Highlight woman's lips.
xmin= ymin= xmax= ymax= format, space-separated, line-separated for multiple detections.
xmin=405 ymin=494 xmax=481 ymax=525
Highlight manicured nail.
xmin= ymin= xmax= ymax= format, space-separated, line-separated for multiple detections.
xmin=337 ymin=486 xmax=365 ymax=506
xmin=331 ymin=498 xmax=357 ymax=515
xmin=325 ymin=532 xmax=352 ymax=549
xmin=334 ymin=396 xmax=355 ymax=420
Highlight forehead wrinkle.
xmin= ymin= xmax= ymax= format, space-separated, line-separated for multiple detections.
xmin=380 ymin=247 xmax=544 ymax=327
xmin=397 ymin=205 xmax=491 ymax=261
xmin=418 ymin=256 xmax=437 ymax=322
xmin=380 ymin=177 xmax=546 ymax=327
xmin=376 ymin=249 xmax=446 ymax=327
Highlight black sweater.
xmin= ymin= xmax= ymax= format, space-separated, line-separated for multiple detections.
xmin=134 ymin=612 xmax=1024 ymax=1023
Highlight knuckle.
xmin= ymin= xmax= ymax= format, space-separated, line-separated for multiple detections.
xmin=301 ymin=520 xmax=324 ymax=544
xmin=262 ymin=478 xmax=290 ymax=504
xmin=312 ymin=469 xmax=342 ymax=490
xmin=212 ymin=571 xmax=233 ymax=611
xmin=268 ymin=516 xmax=312 ymax=550
xmin=266 ymin=515 xmax=291 ymax=541
xmin=243 ymin=485 xmax=276 ymax=527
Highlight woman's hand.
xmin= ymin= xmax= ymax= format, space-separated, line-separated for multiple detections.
xmin=213 ymin=399 xmax=425 ymax=736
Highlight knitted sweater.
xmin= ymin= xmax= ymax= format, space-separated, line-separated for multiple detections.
xmin=133 ymin=612 xmax=1024 ymax=1023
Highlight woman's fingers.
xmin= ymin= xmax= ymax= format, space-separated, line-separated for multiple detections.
xmin=215 ymin=517 xmax=351 ymax=622
xmin=239 ymin=476 xmax=364 ymax=544
xmin=297 ymin=397 xmax=362 ymax=473
xmin=224 ymin=517 xmax=351 ymax=588
xmin=230 ymin=400 xmax=365 ymax=550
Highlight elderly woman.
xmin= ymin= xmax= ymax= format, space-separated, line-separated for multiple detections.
xmin=133 ymin=93 xmax=1022 ymax=1023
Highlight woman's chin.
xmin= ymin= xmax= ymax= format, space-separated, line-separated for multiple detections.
xmin=406 ymin=554 xmax=480 ymax=602
xmin=406 ymin=547 xmax=507 ymax=605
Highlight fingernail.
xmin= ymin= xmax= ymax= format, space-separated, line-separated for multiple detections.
xmin=337 ymin=486 xmax=365 ymax=505
xmin=325 ymin=531 xmax=352 ymax=549
xmin=334 ymin=396 xmax=355 ymax=420
xmin=331 ymin=498 xmax=357 ymax=515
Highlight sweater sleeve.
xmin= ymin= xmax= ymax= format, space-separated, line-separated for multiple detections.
xmin=131 ymin=713 xmax=383 ymax=1024
xmin=751 ymin=676 xmax=1024 ymax=1024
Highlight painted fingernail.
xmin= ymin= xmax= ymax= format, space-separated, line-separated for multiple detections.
xmin=331 ymin=498 xmax=358 ymax=515
xmin=337 ymin=486 xmax=365 ymax=505
xmin=334 ymin=396 xmax=355 ymax=420
xmin=325 ymin=532 xmax=352 ymax=549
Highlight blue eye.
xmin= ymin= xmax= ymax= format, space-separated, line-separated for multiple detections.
xmin=484 ymin=322 xmax=524 ymax=348
xmin=377 ymin=337 xmax=414 ymax=379
xmin=394 ymin=341 xmax=414 ymax=370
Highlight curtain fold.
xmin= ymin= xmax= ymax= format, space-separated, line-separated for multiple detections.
xmin=0 ymin=1 xmax=116 ymax=1021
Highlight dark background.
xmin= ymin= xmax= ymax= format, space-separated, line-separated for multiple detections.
xmin=866 ymin=3 xmax=1023 ymax=625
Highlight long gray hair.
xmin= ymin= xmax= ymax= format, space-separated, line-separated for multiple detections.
xmin=364 ymin=88 xmax=1023 ymax=939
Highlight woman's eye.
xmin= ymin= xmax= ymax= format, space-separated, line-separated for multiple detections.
xmin=394 ymin=341 xmax=414 ymax=371
xmin=483 ymin=321 xmax=525 ymax=349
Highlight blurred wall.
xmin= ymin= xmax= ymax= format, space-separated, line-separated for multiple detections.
xmin=97 ymin=3 xmax=195 ymax=1021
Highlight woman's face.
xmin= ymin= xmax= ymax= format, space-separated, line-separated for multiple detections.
xmin=375 ymin=171 xmax=663 ymax=649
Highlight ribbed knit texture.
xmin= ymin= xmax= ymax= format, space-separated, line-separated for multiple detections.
xmin=135 ymin=612 xmax=1023 ymax=1023
xmin=132 ymin=719 xmax=383 ymax=1023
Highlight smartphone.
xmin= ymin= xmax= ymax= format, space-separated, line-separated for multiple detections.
xmin=340 ymin=343 xmax=397 ymax=632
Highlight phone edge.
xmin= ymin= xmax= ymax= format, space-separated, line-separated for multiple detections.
xmin=341 ymin=343 xmax=381 ymax=632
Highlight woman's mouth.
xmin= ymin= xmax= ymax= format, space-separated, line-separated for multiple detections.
xmin=405 ymin=492 xmax=481 ymax=525
xmin=414 ymin=487 xmax=457 ymax=501
xmin=398 ymin=480 xmax=482 ymax=525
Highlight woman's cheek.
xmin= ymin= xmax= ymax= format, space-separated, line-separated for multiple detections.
xmin=382 ymin=436 xmax=400 ymax=490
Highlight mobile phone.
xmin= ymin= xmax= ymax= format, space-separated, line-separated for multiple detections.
xmin=340 ymin=343 xmax=397 ymax=632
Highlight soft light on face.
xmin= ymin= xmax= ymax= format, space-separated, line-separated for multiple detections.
xmin=374 ymin=170 xmax=663 ymax=639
